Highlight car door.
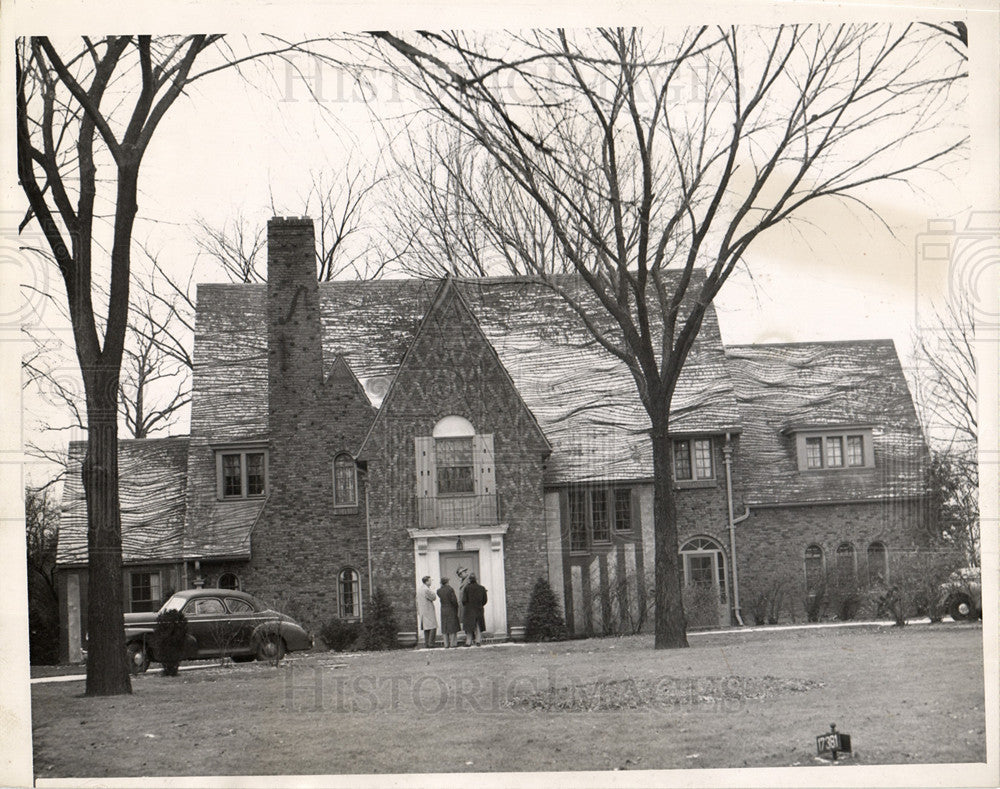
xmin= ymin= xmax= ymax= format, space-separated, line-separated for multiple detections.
xmin=224 ymin=596 xmax=259 ymax=654
xmin=182 ymin=596 xmax=228 ymax=656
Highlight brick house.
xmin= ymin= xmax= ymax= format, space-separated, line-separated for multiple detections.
xmin=56 ymin=217 xmax=931 ymax=661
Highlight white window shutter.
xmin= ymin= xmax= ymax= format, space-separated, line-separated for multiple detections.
xmin=414 ymin=436 xmax=436 ymax=498
xmin=473 ymin=433 xmax=496 ymax=495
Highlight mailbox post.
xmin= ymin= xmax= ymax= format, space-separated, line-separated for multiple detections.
xmin=816 ymin=723 xmax=852 ymax=761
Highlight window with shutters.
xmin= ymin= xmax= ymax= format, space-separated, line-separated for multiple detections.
xmin=414 ymin=417 xmax=498 ymax=527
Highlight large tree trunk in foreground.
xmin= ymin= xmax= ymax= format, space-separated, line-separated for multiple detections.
xmin=651 ymin=416 xmax=688 ymax=649
xmin=82 ymin=368 xmax=131 ymax=696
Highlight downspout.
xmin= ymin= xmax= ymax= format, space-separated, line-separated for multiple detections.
xmin=364 ymin=485 xmax=374 ymax=620
xmin=723 ymin=432 xmax=750 ymax=626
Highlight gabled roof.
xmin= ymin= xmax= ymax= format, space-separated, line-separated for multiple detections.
xmin=57 ymin=437 xmax=190 ymax=566
xmin=192 ymin=274 xmax=741 ymax=483
xmin=725 ymin=340 xmax=928 ymax=506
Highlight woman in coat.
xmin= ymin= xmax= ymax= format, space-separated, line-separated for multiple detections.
xmin=436 ymin=578 xmax=460 ymax=648
xmin=461 ymin=574 xmax=488 ymax=646
xmin=416 ymin=575 xmax=438 ymax=648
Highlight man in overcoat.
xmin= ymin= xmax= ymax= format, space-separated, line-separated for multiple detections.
xmin=416 ymin=575 xmax=438 ymax=648
xmin=461 ymin=574 xmax=488 ymax=646
xmin=436 ymin=578 xmax=460 ymax=648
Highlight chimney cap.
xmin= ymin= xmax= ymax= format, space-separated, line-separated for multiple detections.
xmin=268 ymin=215 xmax=314 ymax=225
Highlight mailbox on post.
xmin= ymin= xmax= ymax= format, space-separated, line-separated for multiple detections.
xmin=816 ymin=723 xmax=852 ymax=761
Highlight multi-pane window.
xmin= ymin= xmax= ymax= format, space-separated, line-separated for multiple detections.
xmin=130 ymin=572 xmax=161 ymax=613
xmin=568 ymin=489 xmax=588 ymax=551
xmin=568 ymin=486 xmax=632 ymax=551
xmin=846 ymin=435 xmax=865 ymax=466
xmin=333 ymin=454 xmax=358 ymax=506
xmin=825 ymin=436 xmax=844 ymax=467
xmin=217 ymin=449 xmax=267 ymax=499
xmin=673 ymin=438 xmax=714 ymax=481
xmin=591 ymin=489 xmax=611 ymax=543
xmin=836 ymin=543 xmax=856 ymax=584
xmin=804 ymin=544 xmax=825 ymax=591
xmin=339 ymin=568 xmax=361 ymax=619
xmin=797 ymin=430 xmax=872 ymax=471
xmin=867 ymin=541 xmax=888 ymax=584
xmin=805 ymin=438 xmax=824 ymax=469
xmin=436 ymin=437 xmax=474 ymax=495
xmin=614 ymin=489 xmax=632 ymax=532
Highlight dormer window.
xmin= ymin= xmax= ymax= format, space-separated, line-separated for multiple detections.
xmin=215 ymin=445 xmax=268 ymax=499
xmin=792 ymin=427 xmax=874 ymax=471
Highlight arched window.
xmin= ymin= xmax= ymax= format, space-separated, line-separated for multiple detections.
xmin=333 ymin=454 xmax=358 ymax=507
xmin=679 ymin=536 xmax=727 ymax=601
xmin=339 ymin=568 xmax=361 ymax=619
xmin=804 ymin=544 xmax=825 ymax=591
xmin=867 ymin=541 xmax=888 ymax=585
xmin=433 ymin=416 xmax=476 ymax=495
xmin=835 ymin=543 xmax=856 ymax=585
xmin=217 ymin=572 xmax=240 ymax=591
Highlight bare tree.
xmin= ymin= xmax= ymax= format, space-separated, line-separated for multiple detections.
xmin=26 ymin=486 xmax=61 ymax=664
xmin=914 ymin=286 xmax=979 ymax=564
xmin=16 ymin=34 xmax=342 ymax=695
xmin=365 ymin=25 xmax=967 ymax=647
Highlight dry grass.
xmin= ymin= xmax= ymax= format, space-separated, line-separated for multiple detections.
xmin=31 ymin=623 xmax=986 ymax=778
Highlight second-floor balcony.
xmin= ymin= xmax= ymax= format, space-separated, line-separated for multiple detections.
xmin=416 ymin=494 xmax=500 ymax=529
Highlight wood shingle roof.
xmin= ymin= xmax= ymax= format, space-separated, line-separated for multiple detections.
xmin=725 ymin=340 xmax=928 ymax=505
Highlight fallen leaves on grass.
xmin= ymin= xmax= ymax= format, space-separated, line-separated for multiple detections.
xmin=504 ymin=676 xmax=823 ymax=712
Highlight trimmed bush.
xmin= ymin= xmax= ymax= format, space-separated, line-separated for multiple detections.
xmin=524 ymin=578 xmax=569 ymax=641
xmin=361 ymin=588 xmax=399 ymax=650
xmin=153 ymin=609 xmax=188 ymax=676
xmin=741 ymin=571 xmax=791 ymax=625
xmin=682 ymin=584 xmax=721 ymax=629
xmin=320 ymin=618 xmax=362 ymax=652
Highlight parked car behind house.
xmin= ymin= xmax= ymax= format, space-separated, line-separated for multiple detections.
xmin=939 ymin=567 xmax=982 ymax=622
xmin=124 ymin=588 xmax=312 ymax=674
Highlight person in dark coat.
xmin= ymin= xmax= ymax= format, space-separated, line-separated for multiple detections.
xmin=461 ymin=574 xmax=488 ymax=646
xmin=436 ymin=578 xmax=460 ymax=648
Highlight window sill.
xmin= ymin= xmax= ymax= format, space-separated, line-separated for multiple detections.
xmin=673 ymin=479 xmax=717 ymax=490
xmin=218 ymin=494 xmax=267 ymax=502
xmin=798 ymin=466 xmax=872 ymax=473
xmin=333 ymin=505 xmax=360 ymax=515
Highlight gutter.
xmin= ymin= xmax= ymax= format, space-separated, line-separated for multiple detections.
xmin=723 ymin=432 xmax=750 ymax=626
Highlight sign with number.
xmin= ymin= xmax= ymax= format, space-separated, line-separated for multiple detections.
xmin=816 ymin=732 xmax=851 ymax=756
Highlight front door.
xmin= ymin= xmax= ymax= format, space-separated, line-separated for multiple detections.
xmin=440 ymin=551 xmax=481 ymax=636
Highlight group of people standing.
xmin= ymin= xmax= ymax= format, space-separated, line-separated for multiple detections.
xmin=416 ymin=570 xmax=488 ymax=648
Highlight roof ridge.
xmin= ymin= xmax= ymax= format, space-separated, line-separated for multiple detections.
xmin=726 ymin=338 xmax=896 ymax=350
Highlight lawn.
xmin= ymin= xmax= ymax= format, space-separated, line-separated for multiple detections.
xmin=30 ymin=623 xmax=986 ymax=779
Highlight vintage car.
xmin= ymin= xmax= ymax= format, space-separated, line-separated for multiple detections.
xmin=124 ymin=588 xmax=313 ymax=674
xmin=939 ymin=567 xmax=983 ymax=622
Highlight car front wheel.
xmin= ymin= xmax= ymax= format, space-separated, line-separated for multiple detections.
xmin=949 ymin=594 xmax=973 ymax=622
xmin=256 ymin=634 xmax=286 ymax=662
xmin=127 ymin=641 xmax=150 ymax=675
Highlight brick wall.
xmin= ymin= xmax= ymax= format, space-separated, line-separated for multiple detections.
xmin=735 ymin=497 xmax=928 ymax=621
xmin=363 ymin=283 xmax=551 ymax=634
xmin=241 ymin=217 xmax=376 ymax=631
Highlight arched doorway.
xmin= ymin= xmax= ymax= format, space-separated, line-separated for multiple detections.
xmin=679 ymin=536 xmax=730 ymax=628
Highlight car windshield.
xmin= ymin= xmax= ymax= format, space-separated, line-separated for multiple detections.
xmin=159 ymin=594 xmax=188 ymax=613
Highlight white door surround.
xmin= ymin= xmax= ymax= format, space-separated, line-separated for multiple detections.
xmin=407 ymin=524 xmax=508 ymax=636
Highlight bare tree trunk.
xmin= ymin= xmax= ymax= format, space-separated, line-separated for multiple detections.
xmin=651 ymin=416 xmax=688 ymax=649
xmin=82 ymin=367 xmax=131 ymax=695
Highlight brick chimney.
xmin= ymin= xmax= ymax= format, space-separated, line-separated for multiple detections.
xmin=266 ymin=216 xmax=323 ymax=491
